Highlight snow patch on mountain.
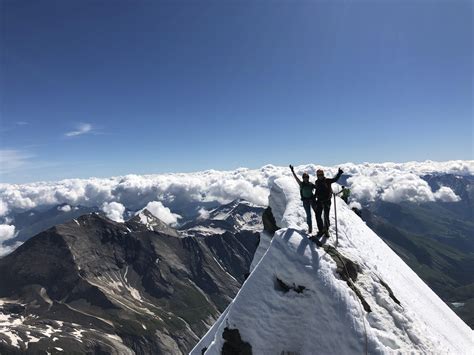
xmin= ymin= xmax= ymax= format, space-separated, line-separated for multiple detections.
xmin=192 ymin=176 xmax=474 ymax=354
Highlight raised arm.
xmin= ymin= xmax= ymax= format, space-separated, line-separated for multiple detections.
xmin=328 ymin=168 xmax=343 ymax=184
xmin=289 ymin=164 xmax=302 ymax=185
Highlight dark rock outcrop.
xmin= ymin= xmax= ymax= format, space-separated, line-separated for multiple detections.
xmin=321 ymin=244 xmax=371 ymax=313
xmin=262 ymin=207 xmax=279 ymax=235
xmin=274 ymin=277 xmax=306 ymax=294
xmin=222 ymin=327 xmax=252 ymax=355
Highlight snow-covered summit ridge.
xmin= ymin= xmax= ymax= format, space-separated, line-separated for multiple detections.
xmin=193 ymin=176 xmax=474 ymax=354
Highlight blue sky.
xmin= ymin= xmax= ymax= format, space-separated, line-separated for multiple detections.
xmin=1 ymin=0 xmax=472 ymax=183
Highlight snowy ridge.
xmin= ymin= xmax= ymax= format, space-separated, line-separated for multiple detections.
xmin=192 ymin=177 xmax=474 ymax=354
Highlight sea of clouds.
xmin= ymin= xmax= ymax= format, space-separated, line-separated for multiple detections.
xmin=0 ymin=160 xmax=472 ymax=255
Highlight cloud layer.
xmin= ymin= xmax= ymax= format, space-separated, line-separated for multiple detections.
xmin=0 ymin=160 xmax=471 ymax=254
xmin=0 ymin=161 xmax=471 ymax=219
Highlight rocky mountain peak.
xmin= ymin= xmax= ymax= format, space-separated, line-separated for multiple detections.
xmin=126 ymin=209 xmax=180 ymax=237
xmin=180 ymin=200 xmax=264 ymax=237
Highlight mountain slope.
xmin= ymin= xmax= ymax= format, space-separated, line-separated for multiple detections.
xmin=193 ymin=177 xmax=473 ymax=354
xmin=0 ymin=209 xmax=258 ymax=354
xmin=361 ymin=195 xmax=474 ymax=327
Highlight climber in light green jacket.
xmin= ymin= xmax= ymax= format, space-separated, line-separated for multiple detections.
xmin=290 ymin=164 xmax=317 ymax=234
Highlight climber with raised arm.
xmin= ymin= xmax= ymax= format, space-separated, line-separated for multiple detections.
xmin=314 ymin=168 xmax=343 ymax=237
xmin=289 ymin=164 xmax=316 ymax=234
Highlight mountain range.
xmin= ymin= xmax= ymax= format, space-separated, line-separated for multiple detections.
xmin=0 ymin=201 xmax=263 ymax=354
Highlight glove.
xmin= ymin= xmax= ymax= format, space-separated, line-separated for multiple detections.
xmin=289 ymin=165 xmax=294 ymax=171
xmin=338 ymin=168 xmax=343 ymax=174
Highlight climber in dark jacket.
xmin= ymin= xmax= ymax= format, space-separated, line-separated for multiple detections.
xmin=314 ymin=168 xmax=343 ymax=236
xmin=290 ymin=165 xmax=317 ymax=234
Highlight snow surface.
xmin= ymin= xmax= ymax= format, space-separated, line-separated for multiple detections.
xmin=181 ymin=226 xmax=227 ymax=236
xmin=192 ymin=176 xmax=474 ymax=354
xmin=138 ymin=211 xmax=156 ymax=231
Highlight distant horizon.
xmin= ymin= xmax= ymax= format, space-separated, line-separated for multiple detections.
xmin=1 ymin=0 xmax=472 ymax=184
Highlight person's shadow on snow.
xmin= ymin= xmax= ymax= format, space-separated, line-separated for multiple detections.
xmin=281 ymin=228 xmax=294 ymax=242
xmin=281 ymin=228 xmax=321 ymax=270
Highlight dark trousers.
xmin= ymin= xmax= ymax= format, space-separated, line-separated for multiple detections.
xmin=302 ymin=199 xmax=316 ymax=232
xmin=316 ymin=199 xmax=331 ymax=232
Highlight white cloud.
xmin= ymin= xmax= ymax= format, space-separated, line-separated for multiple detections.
xmin=101 ymin=202 xmax=125 ymax=222
xmin=346 ymin=175 xmax=379 ymax=202
xmin=0 ymin=200 xmax=8 ymax=217
xmin=347 ymin=170 xmax=462 ymax=204
xmin=58 ymin=204 xmax=72 ymax=212
xmin=0 ymin=161 xmax=470 ymax=219
xmin=433 ymin=186 xmax=461 ymax=202
xmin=141 ymin=201 xmax=181 ymax=226
xmin=0 ymin=242 xmax=22 ymax=258
xmin=0 ymin=224 xmax=15 ymax=243
xmin=197 ymin=207 xmax=210 ymax=220
xmin=380 ymin=173 xmax=436 ymax=203
xmin=65 ymin=123 xmax=93 ymax=137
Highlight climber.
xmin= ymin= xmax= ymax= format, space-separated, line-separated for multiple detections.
xmin=289 ymin=164 xmax=316 ymax=234
xmin=340 ymin=186 xmax=351 ymax=204
xmin=314 ymin=168 xmax=343 ymax=237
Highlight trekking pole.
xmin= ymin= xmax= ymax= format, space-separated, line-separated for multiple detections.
xmin=333 ymin=192 xmax=339 ymax=247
